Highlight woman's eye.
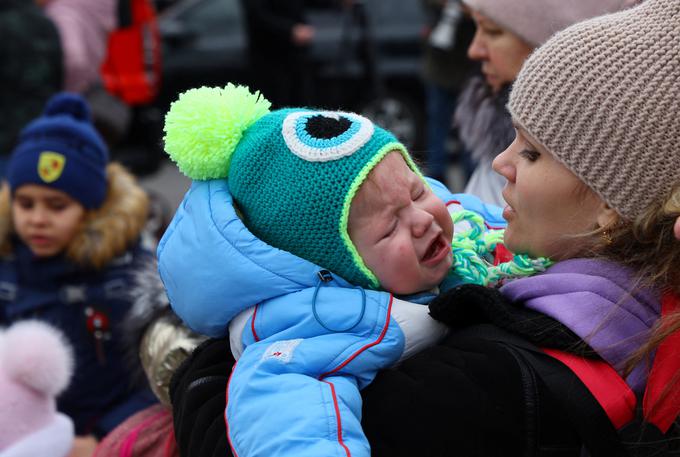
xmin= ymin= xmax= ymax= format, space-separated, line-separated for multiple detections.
xmin=519 ymin=149 xmax=540 ymax=162
xmin=482 ymin=27 xmax=503 ymax=36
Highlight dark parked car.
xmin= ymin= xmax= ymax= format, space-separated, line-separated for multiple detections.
xmin=118 ymin=0 xmax=428 ymax=173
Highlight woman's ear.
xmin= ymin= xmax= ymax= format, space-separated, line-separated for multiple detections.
xmin=596 ymin=202 xmax=619 ymax=230
xmin=674 ymin=217 xmax=680 ymax=240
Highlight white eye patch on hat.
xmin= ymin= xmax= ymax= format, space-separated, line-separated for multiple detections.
xmin=282 ymin=111 xmax=374 ymax=162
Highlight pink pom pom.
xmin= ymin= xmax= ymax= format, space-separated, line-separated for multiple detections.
xmin=0 ymin=321 xmax=74 ymax=396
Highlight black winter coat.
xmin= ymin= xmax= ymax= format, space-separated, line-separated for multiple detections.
xmin=170 ymin=286 xmax=592 ymax=457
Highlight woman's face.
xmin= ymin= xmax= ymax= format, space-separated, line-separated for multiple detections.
xmin=492 ymin=128 xmax=615 ymax=260
xmin=467 ymin=10 xmax=534 ymax=93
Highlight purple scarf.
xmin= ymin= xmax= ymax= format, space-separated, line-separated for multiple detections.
xmin=500 ymin=258 xmax=661 ymax=393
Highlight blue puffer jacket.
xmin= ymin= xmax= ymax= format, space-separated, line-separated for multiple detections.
xmin=158 ymin=177 xmax=505 ymax=457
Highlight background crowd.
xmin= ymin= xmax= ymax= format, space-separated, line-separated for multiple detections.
xmin=0 ymin=0 xmax=678 ymax=456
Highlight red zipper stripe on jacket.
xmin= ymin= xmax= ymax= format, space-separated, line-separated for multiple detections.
xmin=251 ymin=304 xmax=260 ymax=342
xmin=322 ymin=379 xmax=352 ymax=457
xmin=225 ymin=361 xmax=240 ymax=457
xmin=318 ymin=294 xmax=394 ymax=379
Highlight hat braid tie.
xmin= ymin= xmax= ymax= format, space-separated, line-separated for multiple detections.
xmin=449 ymin=210 xmax=552 ymax=287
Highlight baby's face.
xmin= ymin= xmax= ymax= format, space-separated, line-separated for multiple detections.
xmin=348 ymin=152 xmax=453 ymax=294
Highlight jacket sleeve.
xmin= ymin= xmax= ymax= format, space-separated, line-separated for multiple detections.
xmin=226 ymin=288 xmax=404 ymax=457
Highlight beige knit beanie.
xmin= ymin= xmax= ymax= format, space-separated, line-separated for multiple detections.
xmin=509 ymin=0 xmax=680 ymax=220
xmin=462 ymin=0 xmax=638 ymax=46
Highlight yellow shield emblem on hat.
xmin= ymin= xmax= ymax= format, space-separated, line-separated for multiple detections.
xmin=37 ymin=151 xmax=66 ymax=183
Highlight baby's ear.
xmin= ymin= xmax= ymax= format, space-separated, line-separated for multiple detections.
xmin=596 ymin=202 xmax=619 ymax=230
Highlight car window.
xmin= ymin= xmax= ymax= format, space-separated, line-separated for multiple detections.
xmin=180 ymin=0 xmax=241 ymax=32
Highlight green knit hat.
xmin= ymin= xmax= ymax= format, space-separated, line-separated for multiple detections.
xmin=164 ymin=84 xmax=422 ymax=289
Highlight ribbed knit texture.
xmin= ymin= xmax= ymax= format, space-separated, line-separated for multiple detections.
xmin=509 ymin=0 xmax=680 ymax=220
xmin=229 ymin=108 xmax=411 ymax=289
xmin=6 ymin=92 xmax=109 ymax=209
xmin=462 ymin=0 xmax=634 ymax=46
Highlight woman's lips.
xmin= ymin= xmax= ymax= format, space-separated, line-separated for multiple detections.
xmin=502 ymin=205 xmax=515 ymax=221
xmin=421 ymin=236 xmax=449 ymax=266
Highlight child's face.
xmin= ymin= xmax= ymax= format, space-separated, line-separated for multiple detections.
xmin=348 ymin=152 xmax=453 ymax=294
xmin=12 ymin=185 xmax=85 ymax=258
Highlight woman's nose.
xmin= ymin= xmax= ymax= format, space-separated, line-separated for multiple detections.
xmin=492 ymin=147 xmax=516 ymax=183
xmin=467 ymin=30 xmax=487 ymax=61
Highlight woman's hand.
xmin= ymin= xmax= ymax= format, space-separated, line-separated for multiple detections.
xmin=68 ymin=435 xmax=98 ymax=457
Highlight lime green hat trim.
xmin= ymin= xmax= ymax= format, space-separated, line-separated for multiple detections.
xmin=339 ymin=141 xmax=422 ymax=290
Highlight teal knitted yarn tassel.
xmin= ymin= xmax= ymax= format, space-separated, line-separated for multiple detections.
xmin=447 ymin=210 xmax=552 ymax=287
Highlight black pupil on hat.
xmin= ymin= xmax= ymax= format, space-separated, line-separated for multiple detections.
xmin=306 ymin=115 xmax=352 ymax=139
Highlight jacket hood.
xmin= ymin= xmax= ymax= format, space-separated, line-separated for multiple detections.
xmin=0 ymin=162 xmax=148 ymax=268
xmin=157 ymin=179 xmax=356 ymax=338
xmin=157 ymin=177 xmax=500 ymax=338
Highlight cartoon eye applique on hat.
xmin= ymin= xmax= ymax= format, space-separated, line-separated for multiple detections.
xmin=282 ymin=111 xmax=375 ymax=162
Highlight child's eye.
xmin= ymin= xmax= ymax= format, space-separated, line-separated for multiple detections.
xmin=382 ymin=222 xmax=397 ymax=239
xmin=46 ymin=199 xmax=69 ymax=211
xmin=15 ymin=199 xmax=33 ymax=210
xmin=519 ymin=149 xmax=540 ymax=162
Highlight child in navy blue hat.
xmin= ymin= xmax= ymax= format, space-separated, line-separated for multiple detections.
xmin=0 ymin=92 xmax=158 ymax=453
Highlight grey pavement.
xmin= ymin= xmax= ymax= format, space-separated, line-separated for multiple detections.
xmin=139 ymin=159 xmax=191 ymax=212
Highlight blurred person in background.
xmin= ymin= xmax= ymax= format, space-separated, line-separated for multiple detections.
xmin=0 ymin=0 xmax=62 ymax=177
xmin=240 ymin=0 xmax=351 ymax=108
xmin=0 ymin=93 xmax=157 ymax=457
xmin=241 ymin=0 xmax=317 ymax=108
xmin=0 ymin=321 xmax=75 ymax=457
xmin=454 ymin=0 xmax=636 ymax=206
xmin=420 ymin=0 xmax=476 ymax=187
xmin=38 ymin=0 xmax=117 ymax=94
xmin=93 ymin=259 xmax=205 ymax=457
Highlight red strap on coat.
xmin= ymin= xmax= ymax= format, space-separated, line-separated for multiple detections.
xmin=542 ymin=348 xmax=637 ymax=429
xmin=544 ymin=293 xmax=680 ymax=433
xmin=643 ymin=293 xmax=680 ymax=433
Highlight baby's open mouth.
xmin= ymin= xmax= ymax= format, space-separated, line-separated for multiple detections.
xmin=422 ymin=236 xmax=445 ymax=262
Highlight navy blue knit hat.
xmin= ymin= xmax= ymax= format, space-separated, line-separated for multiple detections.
xmin=6 ymin=92 xmax=109 ymax=209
